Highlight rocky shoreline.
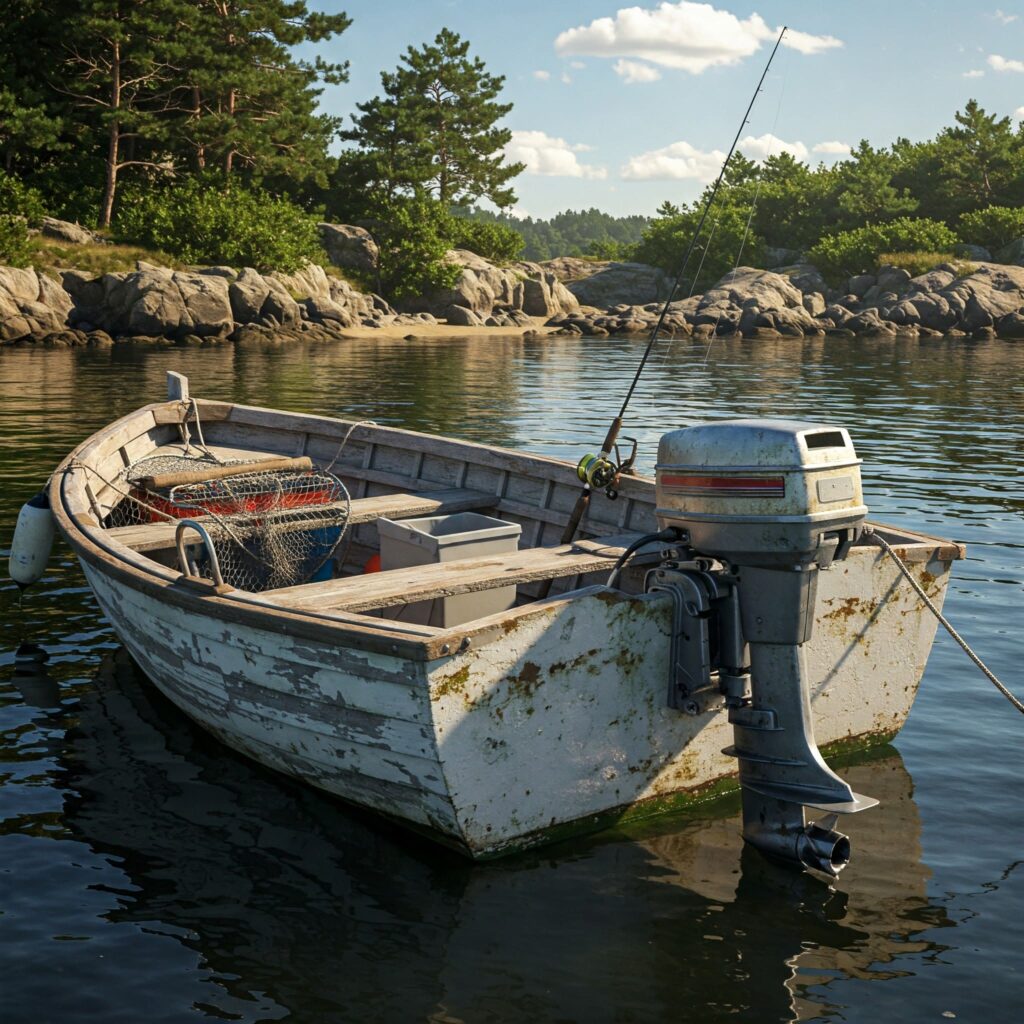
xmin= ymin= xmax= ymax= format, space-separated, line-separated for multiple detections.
xmin=545 ymin=261 xmax=1024 ymax=341
xmin=3 ymin=219 xmax=1024 ymax=347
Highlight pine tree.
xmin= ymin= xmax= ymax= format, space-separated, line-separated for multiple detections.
xmin=343 ymin=28 xmax=523 ymax=209
xmin=58 ymin=0 xmax=193 ymax=226
xmin=0 ymin=0 xmax=66 ymax=174
xmin=934 ymin=100 xmax=1024 ymax=215
xmin=835 ymin=141 xmax=918 ymax=226
xmin=179 ymin=0 xmax=350 ymax=184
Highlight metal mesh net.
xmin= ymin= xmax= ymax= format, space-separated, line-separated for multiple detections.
xmin=109 ymin=454 xmax=351 ymax=592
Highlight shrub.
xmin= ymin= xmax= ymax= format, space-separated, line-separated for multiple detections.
xmin=0 ymin=172 xmax=46 ymax=266
xmin=113 ymin=179 xmax=324 ymax=272
xmin=0 ymin=216 xmax=31 ymax=266
xmin=369 ymin=196 xmax=461 ymax=300
xmin=957 ymin=205 xmax=1024 ymax=252
xmin=587 ymin=238 xmax=636 ymax=261
xmin=634 ymin=201 xmax=765 ymax=291
xmin=444 ymin=215 xmax=523 ymax=262
xmin=807 ymin=217 xmax=959 ymax=282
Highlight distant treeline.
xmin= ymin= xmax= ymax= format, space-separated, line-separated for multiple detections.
xmin=457 ymin=206 xmax=651 ymax=262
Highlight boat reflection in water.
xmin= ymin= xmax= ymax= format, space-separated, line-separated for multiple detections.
xmin=41 ymin=648 xmax=959 ymax=1023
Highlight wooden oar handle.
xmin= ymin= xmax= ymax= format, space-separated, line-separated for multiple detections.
xmin=140 ymin=456 xmax=313 ymax=491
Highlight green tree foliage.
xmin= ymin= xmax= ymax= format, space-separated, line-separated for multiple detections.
xmin=443 ymin=215 xmax=523 ymax=262
xmin=932 ymin=100 xmax=1024 ymax=217
xmin=341 ymin=28 xmax=522 ymax=209
xmin=112 ymin=178 xmax=324 ymax=271
xmin=0 ymin=1 xmax=66 ymax=175
xmin=176 ymin=0 xmax=350 ymax=183
xmin=833 ymin=141 xmax=919 ymax=226
xmin=634 ymin=199 xmax=765 ymax=291
xmin=742 ymin=152 xmax=837 ymax=250
xmin=636 ymin=101 xmax=1024 ymax=286
xmin=958 ymin=205 xmax=1024 ymax=252
xmin=0 ymin=172 xmax=47 ymax=265
xmin=0 ymin=88 xmax=64 ymax=175
xmin=58 ymin=0 xmax=198 ymax=227
xmin=807 ymin=217 xmax=959 ymax=282
xmin=323 ymin=29 xmax=523 ymax=297
xmin=0 ymin=0 xmax=350 ymax=227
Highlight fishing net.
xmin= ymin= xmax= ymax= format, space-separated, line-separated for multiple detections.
xmin=108 ymin=453 xmax=351 ymax=592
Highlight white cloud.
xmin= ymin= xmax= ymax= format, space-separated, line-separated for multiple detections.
xmin=570 ymin=60 xmax=586 ymax=69
xmin=614 ymin=58 xmax=663 ymax=83
xmin=505 ymin=130 xmax=607 ymax=179
xmin=621 ymin=140 xmax=726 ymax=181
xmin=780 ymin=26 xmax=843 ymax=55
xmin=554 ymin=2 xmax=841 ymax=75
xmin=1015 ymin=106 xmax=1024 ymax=119
xmin=988 ymin=54 xmax=1024 ymax=72
xmin=532 ymin=69 xmax=551 ymax=80
xmin=963 ymin=69 xmax=985 ymax=78
xmin=813 ymin=140 xmax=852 ymax=156
xmin=995 ymin=8 xmax=1018 ymax=23
xmin=621 ymin=133 xmax=808 ymax=180
xmin=561 ymin=71 xmax=573 ymax=84
xmin=737 ymin=132 xmax=808 ymax=161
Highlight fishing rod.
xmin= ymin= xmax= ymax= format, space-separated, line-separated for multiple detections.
xmin=557 ymin=26 xmax=788 ymax=551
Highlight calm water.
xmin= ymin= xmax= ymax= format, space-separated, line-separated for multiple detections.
xmin=0 ymin=335 xmax=1021 ymax=1023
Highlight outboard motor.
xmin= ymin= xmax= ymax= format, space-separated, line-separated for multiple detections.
xmin=649 ymin=419 xmax=875 ymax=876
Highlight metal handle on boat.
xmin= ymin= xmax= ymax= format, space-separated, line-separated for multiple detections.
xmin=175 ymin=519 xmax=225 ymax=588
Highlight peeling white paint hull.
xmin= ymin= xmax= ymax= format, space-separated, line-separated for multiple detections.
xmin=52 ymin=397 xmax=962 ymax=858
xmin=79 ymin=536 xmax=951 ymax=858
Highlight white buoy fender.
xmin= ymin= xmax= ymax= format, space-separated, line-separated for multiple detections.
xmin=10 ymin=491 xmax=56 ymax=588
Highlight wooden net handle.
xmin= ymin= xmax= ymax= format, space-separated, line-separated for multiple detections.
xmin=140 ymin=456 xmax=314 ymax=491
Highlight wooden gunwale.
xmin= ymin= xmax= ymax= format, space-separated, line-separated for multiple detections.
xmin=51 ymin=397 xmax=965 ymax=665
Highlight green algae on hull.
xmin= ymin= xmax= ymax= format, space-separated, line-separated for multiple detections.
xmin=460 ymin=731 xmax=902 ymax=862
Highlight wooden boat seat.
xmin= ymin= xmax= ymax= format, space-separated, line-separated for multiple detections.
xmin=104 ymin=487 xmax=496 ymax=553
xmin=260 ymin=532 xmax=660 ymax=614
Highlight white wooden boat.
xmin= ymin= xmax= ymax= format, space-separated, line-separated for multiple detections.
xmin=47 ymin=374 xmax=964 ymax=862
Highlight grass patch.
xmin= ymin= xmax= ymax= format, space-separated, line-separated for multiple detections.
xmin=880 ymin=251 xmax=977 ymax=278
xmin=320 ymin=263 xmax=362 ymax=287
xmin=28 ymin=235 xmax=186 ymax=276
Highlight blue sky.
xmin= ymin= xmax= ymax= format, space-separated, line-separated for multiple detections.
xmin=307 ymin=1 xmax=1024 ymax=218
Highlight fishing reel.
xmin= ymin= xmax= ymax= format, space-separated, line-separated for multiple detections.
xmin=576 ymin=437 xmax=638 ymax=500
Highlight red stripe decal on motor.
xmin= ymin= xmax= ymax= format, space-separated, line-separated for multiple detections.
xmin=660 ymin=474 xmax=785 ymax=496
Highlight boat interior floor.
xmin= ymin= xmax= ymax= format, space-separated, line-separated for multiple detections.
xmin=102 ymin=440 xmax=663 ymax=615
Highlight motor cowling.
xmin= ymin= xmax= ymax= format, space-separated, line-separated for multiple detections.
xmin=654 ymin=419 xmax=867 ymax=570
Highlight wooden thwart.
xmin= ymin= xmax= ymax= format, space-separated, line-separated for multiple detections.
xmin=262 ymin=533 xmax=652 ymax=614
xmin=105 ymin=487 xmax=497 ymax=553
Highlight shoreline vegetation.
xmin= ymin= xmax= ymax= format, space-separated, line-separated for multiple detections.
xmin=4 ymin=5 xmax=1024 ymax=345
xmin=5 ymin=230 xmax=1024 ymax=348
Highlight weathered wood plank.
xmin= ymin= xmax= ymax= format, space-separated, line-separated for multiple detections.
xmin=222 ymin=402 xmax=657 ymax=502
xmin=157 ymin=669 xmax=449 ymax=796
xmin=104 ymin=486 xmax=496 ymax=553
xmin=264 ymin=535 xmax=650 ymax=613
xmin=197 ymin=725 xmax=456 ymax=829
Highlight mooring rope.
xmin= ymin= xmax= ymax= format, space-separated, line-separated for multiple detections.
xmin=865 ymin=526 xmax=1023 ymax=715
